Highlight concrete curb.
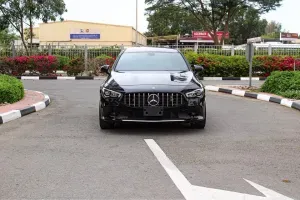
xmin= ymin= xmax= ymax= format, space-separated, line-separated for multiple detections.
xmin=199 ymin=77 xmax=266 ymax=81
xmin=17 ymin=76 xmax=106 ymax=80
xmin=16 ymin=76 xmax=267 ymax=81
xmin=205 ymin=85 xmax=300 ymax=112
xmin=0 ymin=91 xmax=51 ymax=125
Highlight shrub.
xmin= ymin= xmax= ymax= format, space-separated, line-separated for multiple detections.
xmin=6 ymin=56 xmax=29 ymax=76
xmin=183 ymin=52 xmax=300 ymax=77
xmin=96 ymin=54 xmax=116 ymax=66
xmin=1 ymin=55 xmax=60 ymax=76
xmin=29 ymin=55 xmax=59 ymax=75
xmin=0 ymin=74 xmax=24 ymax=104
xmin=260 ymin=71 xmax=300 ymax=99
xmin=184 ymin=51 xmax=198 ymax=64
xmin=87 ymin=55 xmax=116 ymax=76
xmin=278 ymin=90 xmax=300 ymax=99
xmin=64 ymin=57 xmax=85 ymax=76
xmin=55 ymin=55 xmax=70 ymax=71
xmin=193 ymin=54 xmax=250 ymax=77
xmin=0 ymin=57 xmax=10 ymax=74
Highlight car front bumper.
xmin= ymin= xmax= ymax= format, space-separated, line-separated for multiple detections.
xmin=100 ymin=99 xmax=206 ymax=123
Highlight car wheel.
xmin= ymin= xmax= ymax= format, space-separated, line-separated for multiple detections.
xmin=99 ymin=102 xmax=114 ymax=129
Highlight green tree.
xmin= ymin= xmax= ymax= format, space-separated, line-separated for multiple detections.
xmin=146 ymin=4 xmax=202 ymax=36
xmin=265 ymin=20 xmax=282 ymax=34
xmin=26 ymin=0 xmax=67 ymax=51
xmin=0 ymin=14 xmax=9 ymax=30
xmin=226 ymin=7 xmax=268 ymax=45
xmin=0 ymin=0 xmax=66 ymax=54
xmin=145 ymin=0 xmax=283 ymax=44
xmin=262 ymin=20 xmax=282 ymax=39
xmin=0 ymin=29 xmax=18 ymax=47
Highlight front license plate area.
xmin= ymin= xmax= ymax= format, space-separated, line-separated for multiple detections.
xmin=143 ymin=106 xmax=163 ymax=116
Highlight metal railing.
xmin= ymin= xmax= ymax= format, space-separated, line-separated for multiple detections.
xmin=2 ymin=43 xmax=300 ymax=61
xmin=2 ymin=44 xmax=300 ymax=58
xmin=2 ymin=43 xmax=300 ymax=74
xmin=147 ymin=44 xmax=300 ymax=56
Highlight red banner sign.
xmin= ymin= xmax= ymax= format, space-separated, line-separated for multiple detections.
xmin=280 ymin=32 xmax=298 ymax=41
xmin=192 ymin=31 xmax=229 ymax=40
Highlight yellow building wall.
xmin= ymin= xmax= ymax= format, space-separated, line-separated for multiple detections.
xmin=132 ymin=28 xmax=147 ymax=45
xmin=32 ymin=27 xmax=39 ymax=38
xmin=36 ymin=20 xmax=146 ymax=46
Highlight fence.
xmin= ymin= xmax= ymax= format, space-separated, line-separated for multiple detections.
xmin=0 ymin=44 xmax=300 ymax=58
xmin=2 ymin=43 xmax=300 ymax=59
xmin=1 ymin=44 xmax=123 ymax=59
xmin=150 ymin=44 xmax=300 ymax=56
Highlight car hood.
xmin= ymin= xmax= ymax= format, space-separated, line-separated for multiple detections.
xmin=103 ymin=71 xmax=203 ymax=93
xmin=110 ymin=71 xmax=194 ymax=86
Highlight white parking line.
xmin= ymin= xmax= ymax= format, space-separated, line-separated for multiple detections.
xmin=144 ymin=139 xmax=194 ymax=200
xmin=145 ymin=139 xmax=293 ymax=200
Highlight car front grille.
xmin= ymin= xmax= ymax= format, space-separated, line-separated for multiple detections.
xmin=123 ymin=93 xmax=186 ymax=108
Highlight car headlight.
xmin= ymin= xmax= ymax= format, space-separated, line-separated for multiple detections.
xmin=185 ymin=88 xmax=204 ymax=98
xmin=102 ymin=88 xmax=122 ymax=98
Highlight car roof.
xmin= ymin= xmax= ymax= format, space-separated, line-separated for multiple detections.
xmin=124 ymin=47 xmax=179 ymax=53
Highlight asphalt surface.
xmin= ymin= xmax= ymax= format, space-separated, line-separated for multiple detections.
xmin=0 ymin=80 xmax=299 ymax=199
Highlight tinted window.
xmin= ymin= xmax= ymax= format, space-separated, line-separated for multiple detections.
xmin=115 ymin=52 xmax=189 ymax=71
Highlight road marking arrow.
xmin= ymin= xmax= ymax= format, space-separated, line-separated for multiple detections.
xmin=145 ymin=139 xmax=294 ymax=200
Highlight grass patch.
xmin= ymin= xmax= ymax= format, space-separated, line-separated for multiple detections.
xmin=248 ymin=88 xmax=261 ymax=93
xmin=0 ymin=74 xmax=24 ymax=104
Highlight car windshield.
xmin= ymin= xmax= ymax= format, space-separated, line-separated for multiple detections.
xmin=114 ymin=52 xmax=189 ymax=71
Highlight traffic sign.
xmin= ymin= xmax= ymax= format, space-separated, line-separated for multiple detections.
xmin=247 ymin=37 xmax=262 ymax=44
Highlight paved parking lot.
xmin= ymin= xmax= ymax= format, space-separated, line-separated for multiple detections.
xmin=0 ymin=80 xmax=299 ymax=199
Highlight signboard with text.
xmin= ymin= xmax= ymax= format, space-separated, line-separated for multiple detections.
xmin=280 ymin=32 xmax=298 ymax=41
xmin=70 ymin=28 xmax=100 ymax=39
xmin=192 ymin=31 xmax=229 ymax=40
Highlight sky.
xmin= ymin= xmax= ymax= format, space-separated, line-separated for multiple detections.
xmin=43 ymin=0 xmax=300 ymax=34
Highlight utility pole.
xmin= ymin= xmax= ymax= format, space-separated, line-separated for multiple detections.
xmin=136 ymin=0 xmax=138 ymax=46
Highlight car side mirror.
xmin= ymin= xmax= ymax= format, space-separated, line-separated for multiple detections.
xmin=100 ymin=65 xmax=110 ymax=75
xmin=193 ymin=65 xmax=204 ymax=72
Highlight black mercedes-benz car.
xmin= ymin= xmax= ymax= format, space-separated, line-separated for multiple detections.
xmin=99 ymin=47 xmax=206 ymax=129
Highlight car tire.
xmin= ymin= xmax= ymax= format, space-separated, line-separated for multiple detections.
xmin=99 ymin=102 xmax=114 ymax=129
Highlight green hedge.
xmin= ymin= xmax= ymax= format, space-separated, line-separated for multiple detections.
xmin=185 ymin=52 xmax=258 ymax=77
xmin=261 ymin=71 xmax=300 ymax=99
xmin=0 ymin=74 xmax=24 ymax=104
xmin=184 ymin=52 xmax=300 ymax=77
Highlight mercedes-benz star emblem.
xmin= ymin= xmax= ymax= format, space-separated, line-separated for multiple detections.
xmin=148 ymin=94 xmax=160 ymax=106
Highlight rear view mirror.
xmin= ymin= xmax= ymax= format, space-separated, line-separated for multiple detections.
xmin=100 ymin=65 xmax=110 ymax=75
xmin=193 ymin=65 xmax=204 ymax=72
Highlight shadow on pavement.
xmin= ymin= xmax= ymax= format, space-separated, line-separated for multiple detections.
xmin=105 ymin=122 xmax=208 ymax=136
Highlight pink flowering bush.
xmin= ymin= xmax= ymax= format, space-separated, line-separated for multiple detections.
xmin=0 ymin=56 xmax=59 ymax=76
xmin=6 ymin=56 xmax=29 ymax=76
xmin=29 ymin=55 xmax=59 ymax=75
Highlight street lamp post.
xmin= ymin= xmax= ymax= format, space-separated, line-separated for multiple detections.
xmin=136 ymin=0 xmax=138 ymax=46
